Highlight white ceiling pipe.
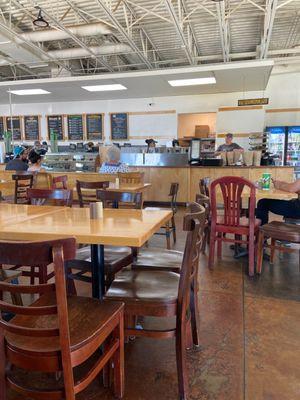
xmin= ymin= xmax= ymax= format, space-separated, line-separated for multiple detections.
xmin=45 ymin=43 xmax=133 ymax=60
xmin=15 ymin=22 xmax=112 ymax=44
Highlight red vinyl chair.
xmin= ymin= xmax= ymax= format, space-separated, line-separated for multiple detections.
xmin=208 ymin=176 xmax=260 ymax=276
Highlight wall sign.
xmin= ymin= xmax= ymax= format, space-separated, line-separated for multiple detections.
xmin=24 ymin=115 xmax=40 ymax=141
xmin=86 ymin=113 xmax=103 ymax=141
xmin=47 ymin=115 xmax=64 ymax=140
xmin=110 ymin=113 xmax=128 ymax=140
xmin=5 ymin=116 xmax=22 ymax=141
xmin=67 ymin=114 xmax=84 ymax=141
xmin=238 ymin=98 xmax=269 ymax=106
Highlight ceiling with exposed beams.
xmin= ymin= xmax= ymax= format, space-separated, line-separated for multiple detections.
xmin=0 ymin=0 xmax=299 ymax=81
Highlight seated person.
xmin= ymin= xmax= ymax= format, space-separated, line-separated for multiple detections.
xmin=256 ymin=179 xmax=300 ymax=225
xmin=27 ymin=150 xmax=45 ymax=172
xmin=5 ymin=146 xmax=29 ymax=171
xmin=99 ymin=145 xmax=129 ymax=174
xmin=216 ymin=133 xmax=244 ymax=153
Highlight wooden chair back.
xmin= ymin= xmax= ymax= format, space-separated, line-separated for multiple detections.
xmin=118 ymin=172 xmax=144 ymax=184
xmin=52 ymin=175 xmax=68 ymax=189
xmin=33 ymin=172 xmax=52 ymax=189
xmin=27 ymin=188 xmax=73 ymax=207
xmin=177 ymin=202 xmax=205 ymax=325
xmin=210 ymin=176 xmax=256 ymax=227
xmin=76 ymin=180 xmax=110 ymax=207
xmin=97 ymin=190 xmax=143 ymax=209
xmin=169 ymin=182 xmax=179 ymax=214
xmin=0 ymin=238 xmax=76 ymax=392
xmin=12 ymin=173 xmax=34 ymax=204
xmin=199 ymin=178 xmax=210 ymax=197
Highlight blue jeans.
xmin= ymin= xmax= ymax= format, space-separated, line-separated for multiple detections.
xmin=256 ymin=198 xmax=300 ymax=225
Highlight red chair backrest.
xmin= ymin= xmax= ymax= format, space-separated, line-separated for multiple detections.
xmin=52 ymin=175 xmax=68 ymax=189
xmin=210 ymin=176 xmax=256 ymax=227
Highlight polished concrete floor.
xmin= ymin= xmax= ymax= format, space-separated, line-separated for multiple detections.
xmin=7 ymin=209 xmax=300 ymax=400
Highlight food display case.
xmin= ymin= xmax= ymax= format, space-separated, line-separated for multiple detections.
xmin=42 ymin=153 xmax=98 ymax=172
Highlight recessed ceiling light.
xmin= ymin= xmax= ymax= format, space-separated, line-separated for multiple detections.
xmin=7 ymin=89 xmax=51 ymax=95
xmin=168 ymin=77 xmax=216 ymax=87
xmin=81 ymin=84 xmax=127 ymax=92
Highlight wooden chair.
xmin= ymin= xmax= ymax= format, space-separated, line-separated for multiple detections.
xmin=146 ymin=182 xmax=179 ymax=249
xmin=0 ymin=238 xmax=124 ymax=400
xmin=97 ymin=190 xmax=143 ymax=209
xmin=105 ymin=202 xmax=205 ymax=399
xmin=76 ymin=180 xmax=110 ymax=207
xmin=257 ymin=221 xmax=300 ymax=274
xmin=199 ymin=178 xmax=210 ymax=197
xmin=27 ymin=188 xmax=73 ymax=207
xmin=118 ymin=171 xmax=144 ymax=184
xmin=208 ymin=176 xmax=260 ymax=276
xmin=12 ymin=173 xmax=34 ymax=204
xmin=68 ymin=190 xmax=141 ymax=290
xmin=0 ymin=269 xmax=22 ymax=306
xmin=52 ymin=175 xmax=68 ymax=189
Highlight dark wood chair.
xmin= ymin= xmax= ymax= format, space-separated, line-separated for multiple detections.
xmin=52 ymin=174 xmax=68 ymax=189
xmin=257 ymin=221 xmax=300 ymax=273
xmin=68 ymin=190 xmax=142 ymax=290
xmin=118 ymin=171 xmax=144 ymax=184
xmin=97 ymin=190 xmax=143 ymax=209
xmin=76 ymin=180 xmax=110 ymax=207
xmin=199 ymin=178 xmax=210 ymax=197
xmin=0 ymin=238 xmax=124 ymax=400
xmin=12 ymin=173 xmax=34 ymax=204
xmin=208 ymin=176 xmax=260 ymax=276
xmin=27 ymin=188 xmax=73 ymax=207
xmin=105 ymin=202 xmax=205 ymax=399
xmin=146 ymin=182 xmax=179 ymax=249
xmin=196 ymin=193 xmax=210 ymax=254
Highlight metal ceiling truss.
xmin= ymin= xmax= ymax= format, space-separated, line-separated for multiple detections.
xmin=260 ymin=0 xmax=278 ymax=59
xmin=216 ymin=0 xmax=231 ymax=63
xmin=95 ymin=0 xmax=154 ymax=69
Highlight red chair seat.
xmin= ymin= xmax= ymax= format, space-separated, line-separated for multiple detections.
xmin=217 ymin=215 xmax=261 ymax=227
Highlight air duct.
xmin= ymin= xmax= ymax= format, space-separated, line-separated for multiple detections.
xmin=15 ymin=22 xmax=113 ymax=44
xmin=44 ymin=43 xmax=133 ymax=60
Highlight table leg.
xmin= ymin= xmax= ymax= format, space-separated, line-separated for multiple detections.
xmin=91 ymin=244 xmax=105 ymax=300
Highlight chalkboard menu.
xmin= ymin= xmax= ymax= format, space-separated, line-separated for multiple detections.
xmin=24 ymin=115 xmax=40 ymax=141
xmin=47 ymin=115 xmax=64 ymax=140
xmin=110 ymin=113 xmax=128 ymax=140
xmin=86 ymin=114 xmax=103 ymax=141
xmin=67 ymin=114 xmax=84 ymax=141
xmin=0 ymin=117 xmax=4 ymax=140
xmin=6 ymin=116 xmax=22 ymax=141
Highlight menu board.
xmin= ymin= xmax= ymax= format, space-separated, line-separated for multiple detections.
xmin=0 ymin=117 xmax=4 ymax=140
xmin=67 ymin=114 xmax=84 ymax=141
xmin=110 ymin=113 xmax=128 ymax=140
xmin=86 ymin=114 xmax=103 ymax=141
xmin=47 ymin=115 xmax=64 ymax=140
xmin=24 ymin=115 xmax=40 ymax=141
xmin=6 ymin=116 xmax=22 ymax=141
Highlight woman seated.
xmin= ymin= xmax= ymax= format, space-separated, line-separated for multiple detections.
xmin=99 ymin=145 xmax=129 ymax=174
xmin=27 ymin=150 xmax=45 ymax=172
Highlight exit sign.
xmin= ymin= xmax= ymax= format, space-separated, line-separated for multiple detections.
xmin=238 ymin=98 xmax=269 ymax=106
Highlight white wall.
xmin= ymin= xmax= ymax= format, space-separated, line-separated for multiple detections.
xmin=0 ymin=71 xmax=299 ymax=145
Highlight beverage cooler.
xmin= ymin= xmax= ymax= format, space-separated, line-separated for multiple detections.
xmin=265 ymin=126 xmax=300 ymax=166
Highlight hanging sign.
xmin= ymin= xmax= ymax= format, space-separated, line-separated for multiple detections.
xmin=238 ymin=98 xmax=269 ymax=106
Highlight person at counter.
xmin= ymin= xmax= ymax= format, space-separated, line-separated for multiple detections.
xmin=99 ymin=145 xmax=129 ymax=174
xmin=27 ymin=150 xmax=45 ymax=172
xmin=216 ymin=133 xmax=244 ymax=153
xmin=5 ymin=146 xmax=29 ymax=171
xmin=145 ymin=138 xmax=157 ymax=153
xmin=256 ymin=178 xmax=300 ymax=225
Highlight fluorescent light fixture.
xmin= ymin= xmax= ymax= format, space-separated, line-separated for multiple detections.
xmin=81 ymin=84 xmax=127 ymax=92
xmin=8 ymin=89 xmax=51 ymax=95
xmin=168 ymin=77 xmax=216 ymax=87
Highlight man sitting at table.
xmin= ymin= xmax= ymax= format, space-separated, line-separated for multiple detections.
xmin=99 ymin=145 xmax=129 ymax=174
xmin=256 ymin=179 xmax=300 ymax=225
xmin=5 ymin=146 xmax=29 ymax=171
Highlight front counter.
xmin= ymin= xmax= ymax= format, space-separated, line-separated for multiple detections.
xmin=0 ymin=165 xmax=294 ymax=204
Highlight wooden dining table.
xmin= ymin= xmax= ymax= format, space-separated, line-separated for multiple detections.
xmin=241 ymin=187 xmax=298 ymax=201
xmin=0 ymin=205 xmax=172 ymax=299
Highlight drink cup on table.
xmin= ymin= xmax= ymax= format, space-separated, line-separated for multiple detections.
xmin=261 ymin=173 xmax=271 ymax=190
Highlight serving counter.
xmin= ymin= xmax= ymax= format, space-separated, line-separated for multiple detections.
xmin=0 ymin=166 xmax=294 ymax=203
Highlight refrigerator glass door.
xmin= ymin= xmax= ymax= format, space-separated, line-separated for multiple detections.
xmin=266 ymin=126 xmax=286 ymax=166
xmin=287 ymin=126 xmax=300 ymax=166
